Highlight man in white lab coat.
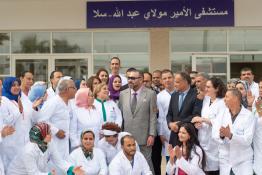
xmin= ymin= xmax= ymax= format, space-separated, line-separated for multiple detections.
xmin=38 ymin=78 xmax=76 ymax=174
xmin=46 ymin=70 xmax=63 ymax=100
xmin=214 ymin=89 xmax=255 ymax=175
xmin=109 ymin=135 xmax=152 ymax=175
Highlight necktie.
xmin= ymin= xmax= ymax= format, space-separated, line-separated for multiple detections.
xmin=178 ymin=92 xmax=185 ymax=111
xmin=131 ymin=92 xmax=137 ymax=114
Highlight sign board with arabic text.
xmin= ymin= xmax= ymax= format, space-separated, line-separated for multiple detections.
xmin=86 ymin=0 xmax=234 ymax=28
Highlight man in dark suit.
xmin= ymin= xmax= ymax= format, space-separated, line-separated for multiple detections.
xmin=166 ymin=72 xmax=202 ymax=146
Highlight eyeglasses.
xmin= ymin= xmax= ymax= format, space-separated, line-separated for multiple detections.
xmin=68 ymin=86 xmax=77 ymax=90
xmin=104 ymin=134 xmax=118 ymax=138
xmin=128 ymin=76 xmax=141 ymax=80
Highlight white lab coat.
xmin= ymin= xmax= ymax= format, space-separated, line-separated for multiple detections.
xmin=70 ymin=106 xmax=103 ymax=148
xmin=69 ymin=147 xmax=108 ymax=175
xmin=94 ymin=99 xmax=122 ymax=127
xmin=157 ymin=89 xmax=172 ymax=156
xmin=46 ymin=87 xmax=56 ymax=101
xmin=166 ymin=146 xmax=205 ymax=175
xmin=198 ymin=96 xmax=224 ymax=171
xmin=213 ymin=106 xmax=255 ymax=175
xmin=97 ymin=132 xmax=140 ymax=165
xmin=109 ymin=150 xmax=152 ymax=175
xmin=253 ymin=111 xmax=262 ymax=175
xmin=0 ymin=96 xmax=25 ymax=170
xmin=250 ymin=81 xmax=259 ymax=99
xmin=7 ymin=141 xmax=71 ymax=175
xmin=0 ymin=110 xmax=5 ymax=175
xmin=37 ymin=95 xmax=72 ymax=175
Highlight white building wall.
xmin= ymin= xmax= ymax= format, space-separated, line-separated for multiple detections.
xmin=0 ymin=0 xmax=262 ymax=30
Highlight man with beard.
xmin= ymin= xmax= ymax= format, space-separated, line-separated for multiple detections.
xmin=119 ymin=69 xmax=157 ymax=174
xmin=109 ymin=135 xmax=152 ymax=175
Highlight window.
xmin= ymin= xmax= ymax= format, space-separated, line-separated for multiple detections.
xmin=12 ymin=32 xmax=50 ymax=53
xmin=53 ymin=32 xmax=92 ymax=53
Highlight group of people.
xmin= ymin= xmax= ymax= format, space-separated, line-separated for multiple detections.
xmin=0 ymin=56 xmax=262 ymax=175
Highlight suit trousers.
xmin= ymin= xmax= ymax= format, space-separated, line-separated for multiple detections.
xmin=139 ymin=145 xmax=155 ymax=175
xmin=151 ymin=135 xmax=162 ymax=175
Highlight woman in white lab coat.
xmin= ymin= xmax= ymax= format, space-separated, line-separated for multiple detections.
xmin=191 ymin=77 xmax=226 ymax=175
xmin=69 ymin=130 xmax=108 ymax=175
xmin=7 ymin=122 xmax=84 ymax=175
xmin=0 ymin=77 xmax=25 ymax=170
xmin=70 ymin=88 xmax=103 ymax=148
xmin=166 ymin=122 xmax=206 ymax=175
xmin=93 ymin=83 xmax=122 ymax=127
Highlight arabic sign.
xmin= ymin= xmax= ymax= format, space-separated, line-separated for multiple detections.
xmin=86 ymin=0 xmax=234 ymax=28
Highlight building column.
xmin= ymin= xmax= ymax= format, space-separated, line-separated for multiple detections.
xmin=149 ymin=28 xmax=170 ymax=72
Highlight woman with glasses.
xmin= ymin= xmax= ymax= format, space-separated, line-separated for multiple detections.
xmin=70 ymin=88 xmax=103 ymax=149
xmin=97 ymin=122 xmax=139 ymax=165
xmin=93 ymin=83 xmax=122 ymax=127
xmin=7 ymin=122 xmax=84 ymax=175
xmin=69 ymin=130 xmax=108 ymax=175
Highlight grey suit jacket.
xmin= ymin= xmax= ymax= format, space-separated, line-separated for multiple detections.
xmin=118 ymin=87 xmax=157 ymax=145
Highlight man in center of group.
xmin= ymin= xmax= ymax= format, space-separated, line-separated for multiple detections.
xmin=166 ymin=72 xmax=202 ymax=147
xmin=119 ymin=69 xmax=157 ymax=174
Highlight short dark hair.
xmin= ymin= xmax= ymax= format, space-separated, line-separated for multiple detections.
xmin=161 ymin=69 xmax=174 ymax=77
xmin=126 ymin=67 xmax=136 ymax=73
xmin=20 ymin=71 xmax=33 ymax=78
xmin=240 ymin=67 xmax=253 ymax=75
xmin=50 ymin=70 xmax=62 ymax=80
xmin=143 ymin=72 xmax=152 ymax=80
xmin=177 ymin=71 xmax=191 ymax=85
xmin=120 ymin=135 xmax=135 ymax=146
xmin=153 ymin=70 xmax=162 ymax=75
xmin=111 ymin=57 xmax=121 ymax=65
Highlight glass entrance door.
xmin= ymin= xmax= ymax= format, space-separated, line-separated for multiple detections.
xmin=13 ymin=56 xmax=49 ymax=82
xmin=192 ymin=55 xmax=229 ymax=82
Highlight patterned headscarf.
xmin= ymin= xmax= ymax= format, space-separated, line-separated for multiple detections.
xmin=2 ymin=77 xmax=21 ymax=102
xmin=29 ymin=122 xmax=50 ymax=153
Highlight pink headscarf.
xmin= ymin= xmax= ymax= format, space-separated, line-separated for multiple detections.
xmin=75 ymin=88 xmax=91 ymax=109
